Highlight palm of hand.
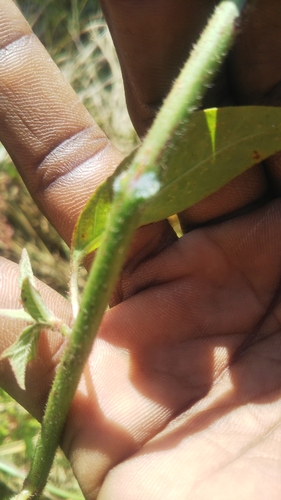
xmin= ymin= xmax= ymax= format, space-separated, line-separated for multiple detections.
xmin=60 ymin=202 xmax=281 ymax=499
xmin=1 ymin=1 xmax=281 ymax=499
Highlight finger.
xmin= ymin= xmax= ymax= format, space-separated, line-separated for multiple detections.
xmin=0 ymin=0 xmax=123 ymax=245
xmin=0 ymin=1 xmax=177 ymax=263
xmin=178 ymin=165 xmax=269 ymax=232
xmin=0 ymin=257 xmax=72 ymax=419
xmin=229 ymin=0 xmax=281 ymax=106
xmin=100 ymin=0 xmax=216 ymax=137
xmin=178 ymin=0 xmax=281 ymax=229
xmin=100 ymin=0 xmax=272 ymax=232
xmin=228 ymin=0 xmax=281 ymax=195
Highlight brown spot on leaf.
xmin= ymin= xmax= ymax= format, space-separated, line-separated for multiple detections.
xmin=253 ymin=150 xmax=262 ymax=162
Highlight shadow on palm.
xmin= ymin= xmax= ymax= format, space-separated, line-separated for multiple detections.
xmin=65 ymin=198 xmax=281 ymax=497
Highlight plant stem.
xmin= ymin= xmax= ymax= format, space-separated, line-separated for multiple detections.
xmin=19 ymin=0 xmax=248 ymax=497
xmin=127 ymin=0 xmax=248 ymax=180
xmin=69 ymin=259 xmax=80 ymax=319
xmin=21 ymin=195 xmax=141 ymax=499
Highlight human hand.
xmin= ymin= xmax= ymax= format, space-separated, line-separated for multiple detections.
xmin=1 ymin=1 xmax=281 ymax=499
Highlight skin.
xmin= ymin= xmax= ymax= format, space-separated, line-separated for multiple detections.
xmin=1 ymin=0 xmax=281 ymax=498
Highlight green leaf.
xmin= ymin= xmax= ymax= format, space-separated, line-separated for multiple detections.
xmin=21 ymin=277 xmax=55 ymax=324
xmin=19 ymin=248 xmax=57 ymax=325
xmin=205 ymin=107 xmax=218 ymax=154
xmin=72 ymin=149 xmax=138 ymax=261
xmin=72 ymin=106 xmax=281 ymax=258
xmin=1 ymin=324 xmax=41 ymax=389
xmin=0 ymin=309 xmax=35 ymax=323
xmin=141 ymin=105 xmax=280 ymax=223
xmin=19 ymin=248 xmax=35 ymax=289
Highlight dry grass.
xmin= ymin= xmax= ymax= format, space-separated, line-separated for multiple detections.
xmin=0 ymin=160 xmax=70 ymax=296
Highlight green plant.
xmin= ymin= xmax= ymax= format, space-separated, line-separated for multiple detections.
xmin=1 ymin=0 xmax=281 ymax=498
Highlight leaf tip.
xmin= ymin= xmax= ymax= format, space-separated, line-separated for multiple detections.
xmin=19 ymin=248 xmax=35 ymax=289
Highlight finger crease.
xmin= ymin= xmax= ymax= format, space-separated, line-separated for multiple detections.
xmin=35 ymin=127 xmax=109 ymax=192
xmin=0 ymin=33 xmax=34 ymax=57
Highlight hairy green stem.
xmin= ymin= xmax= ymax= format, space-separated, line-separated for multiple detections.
xmin=22 ymin=196 xmax=141 ymax=499
xmin=127 ymin=0 xmax=247 ymax=180
xmin=19 ymin=0 xmax=248 ymax=497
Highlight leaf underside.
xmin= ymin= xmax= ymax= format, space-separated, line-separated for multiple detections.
xmin=21 ymin=277 xmax=55 ymax=324
xmin=0 ymin=309 xmax=35 ymax=322
xmin=19 ymin=248 xmax=36 ymax=289
xmin=72 ymin=149 xmax=137 ymax=259
xmin=72 ymin=106 xmax=281 ymax=259
xmin=2 ymin=324 xmax=41 ymax=389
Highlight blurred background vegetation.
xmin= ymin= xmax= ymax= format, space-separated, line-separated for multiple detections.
xmin=0 ymin=1 xmax=137 ymax=497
